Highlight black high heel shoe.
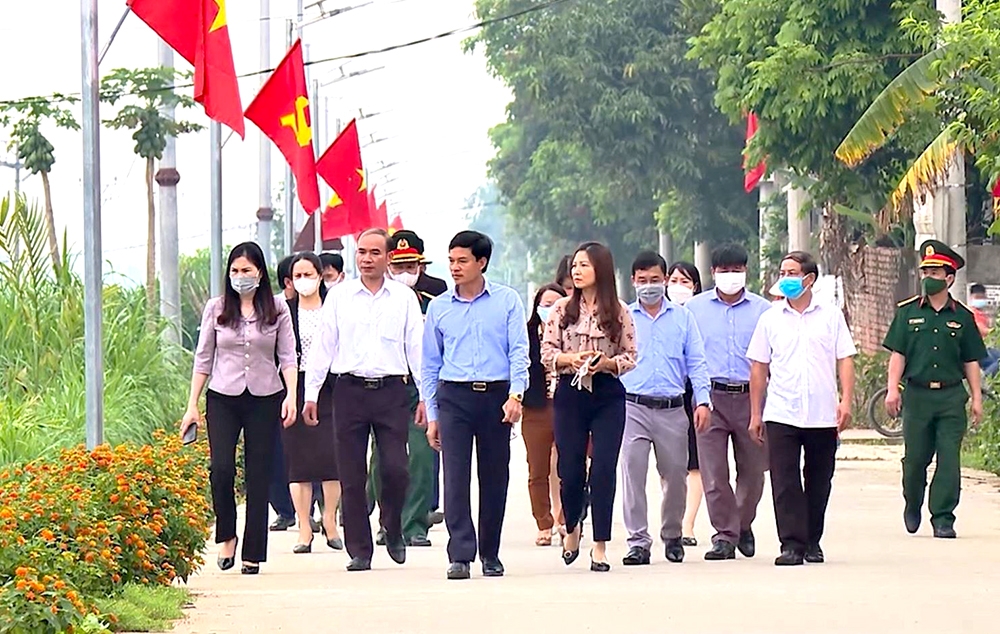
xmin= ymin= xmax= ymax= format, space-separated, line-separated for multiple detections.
xmin=322 ymin=527 xmax=344 ymax=551
xmin=562 ymin=527 xmax=581 ymax=566
xmin=241 ymin=562 xmax=260 ymax=575
xmin=590 ymin=550 xmax=610 ymax=572
xmin=217 ymin=537 xmax=238 ymax=571
xmin=292 ymin=538 xmax=313 ymax=554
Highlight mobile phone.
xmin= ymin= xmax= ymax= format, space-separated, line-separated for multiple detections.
xmin=587 ymin=352 xmax=604 ymax=368
xmin=181 ymin=423 xmax=198 ymax=446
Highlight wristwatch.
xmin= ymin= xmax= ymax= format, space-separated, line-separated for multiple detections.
xmin=509 ymin=393 xmax=523 ymax=403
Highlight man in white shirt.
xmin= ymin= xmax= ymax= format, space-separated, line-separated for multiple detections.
xmin=746 ymin=251 xmax=856 ymax=567
xmin=304 ymin=229 xmax=426 ymax=572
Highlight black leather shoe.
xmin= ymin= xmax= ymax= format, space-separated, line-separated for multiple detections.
xmin=309 ymin=518 xmax=322 ymax=534
xmin=217 ymin=537 xmax=238 ymax=571
xmin=447 ymin=562 xmax=471 ymax=580
xmin=386 ymin=535 xmax=406 ymax=564
xmin=681 ymin=536 xmax=698 ymax=547
xmin=622 ymin=546 xmax=651 ymax=566
xmin=269 ymin=516 xmax=295 ymax=531
xmin=292 ymin=539 xmax=313 ymax=554
xmin=904 ymin=507 xmax=921 ymax=534
xmin=240 ymin=563 xmax=259 ymax=575
xmin=664 ymin=538 xmax=684 ymax=563
xmin=428 ymin=511 xmax=445 ymax=526
xmin=805 ymin=544 xmax=824 ymax=563
xmin=737 ymin=529 xmax=756 ymax=558
xmin=704 ymin=540 xmax=736 ymax=561
xmin=346 ymin=557 xmax=372 ymax=571
xmin=482 ymin=557 xmax=505 ymax=577
xmin=933 ymin=525 xmax=957 ymax=539
xmin=589 ymin=550 xmax=611 ymax=572
xmin=406 ymin=535 xmax=432 ymax=547
xmin=774 ymin=550 xmax=804 ymax=566
xmin=375 ymin=529 xmax=387 ymax=546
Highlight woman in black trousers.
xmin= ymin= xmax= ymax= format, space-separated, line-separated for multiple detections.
xmin=541 ymin=242 xmax=637 ymax=572
xmin=180 ymin=242 xmax=298 ymax=575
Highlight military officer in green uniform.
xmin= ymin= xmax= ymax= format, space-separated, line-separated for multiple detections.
xmin=369 ymin=230 xmax=447 ymax=546
xmin=882 ymin=240 xmax=986 ymax=539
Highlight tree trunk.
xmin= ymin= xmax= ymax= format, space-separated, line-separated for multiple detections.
xmin=40 ymin=171 xmax=60 ymax=271
xmin=146 ymin=157 xmax=157 ymax=312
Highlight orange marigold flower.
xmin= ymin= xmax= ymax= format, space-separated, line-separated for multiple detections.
xmin=15 ymin=579 xmax=27 ymax=590
xmin=39 ymin=529 xmax=55 ymax=541
xmin=15 ymin=566 xmax=29 ymax=577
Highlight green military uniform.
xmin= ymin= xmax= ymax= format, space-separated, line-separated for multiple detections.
xmin=882 ymin=240 xmax=986 ymax=535
xmin=367 ymin=231 xmax=446 ymax=544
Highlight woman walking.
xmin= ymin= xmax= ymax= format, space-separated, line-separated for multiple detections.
xmin=542 ymin=242 xmax=636 ymax=572
xmin=666 ymin=261 xmax=706 ymax=546
xmin=523 ymin=283 xmax=567 ymax=546
xmin=283 ymin=253 xmax=344 ymax=554
xmin=180 ymin=242 xmax=298 ymax=575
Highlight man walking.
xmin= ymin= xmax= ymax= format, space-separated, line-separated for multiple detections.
xmin=619 ymin=251 xmax=711 ymax=566
xmin=747 ymin=251 xmax=856 ymax=566
xmin=423 ymin=230 xmax=529 ymax=580
xmin=883 ymin=240 xmax=985 ymax=538
xmin=304 ymin=229 xmax=426 ymax=571
xmin=685 ymin=244 xmax=770 ymax=561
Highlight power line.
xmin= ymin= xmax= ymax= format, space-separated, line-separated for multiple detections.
xmin=0 ymin=0 xmax=572 ymax=109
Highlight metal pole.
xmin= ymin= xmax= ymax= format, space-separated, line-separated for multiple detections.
xmin=81 ymin=0 xmax=104 ymax=449
xmin=938 ymin=0 xmax=967 ymax=300
xmin=210 ymin=122 xmax=224 ymax=297
xmin=256 ymin=0 xmax=274 ymax=265
xmin=157 ymin=41 xmax=181 ymax=345
xmin=312 ymin=77 xmax=323 ymax=252
xmin=283 ymin=19 xmax=295 ymax=257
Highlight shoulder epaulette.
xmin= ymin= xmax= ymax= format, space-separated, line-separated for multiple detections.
xmin=897 ymin=295 xmax=919 ymax=307
xmin=418 ymin=290 xmax=437 ymax=301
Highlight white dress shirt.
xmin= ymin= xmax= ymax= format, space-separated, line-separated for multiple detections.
xmin=746 ymin=298 xmax=857 ymax=429
xmin=305 ymin=277 xmax=424 ymax=402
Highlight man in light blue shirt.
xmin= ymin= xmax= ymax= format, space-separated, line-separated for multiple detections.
xmin=685 ymin=243 xmax=771 ymax=561
xmin=620 ymin=251 xmax=711 ymax=566
xmin=422 ymin=230 xmax=530 ymax=581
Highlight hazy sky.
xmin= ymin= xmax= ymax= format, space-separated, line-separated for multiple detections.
xmin=0 ymin=0 xmax=511 ymax=282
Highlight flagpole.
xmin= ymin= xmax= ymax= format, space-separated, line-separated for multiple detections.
xmin=210 ymin=122 xmax=224 ymax=296
xmin=283 ymin=18 xmax=295 ymax=257
xmin=311 ymin=76 xmax=323 ymax=253
xmin=157 ymin=40 xmax=181 ymax=345
xmin=81 ymin=0 xmax=104 ymax=449
xmin=256 ymin=0 xmax=274 ymax=266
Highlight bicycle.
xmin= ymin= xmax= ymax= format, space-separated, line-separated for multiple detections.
xmin=866 ymin=382 xmax=996 ymax=438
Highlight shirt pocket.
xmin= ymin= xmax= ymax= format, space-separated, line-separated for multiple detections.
xmin=379 ymin=311 xmax=406 ymax=343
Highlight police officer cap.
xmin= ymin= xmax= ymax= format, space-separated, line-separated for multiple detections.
xmin=389 ymin=230 xmax=428 ymax=264
xmin=918 ymin=239 xmax=964 ymax=271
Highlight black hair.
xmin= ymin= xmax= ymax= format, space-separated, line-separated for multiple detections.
xmin=448 ymin=230 xmax=493 ymax=273
xmin=219 ymin=242 xmax=278 ymax=330
xmin=971 ymin=283 xmax=987 ymax=295
xmin=290 ymin=252 xmax=329 ymax=302
xmin=711 ymin=243 xmax=749 ymax=269
xmin=276 ymin=255 xmax=294 ymax=287
xmin=781 ymin=251 xmax=820 ymax=278
xmin=555 ymin=254 xmax=572 ymax=285
xmin=631 ymin=250 xmax=667 ymax=275
xmin=667 ymin=261 xmax=703 ymax=294
xmin=319 ymin=252 xmax=344 ymax=274
xmin=527 ymin=283 xmax=567 ymax=332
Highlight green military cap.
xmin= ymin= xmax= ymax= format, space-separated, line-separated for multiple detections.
xmin=389 ymin=230 xmax=429 ymax=264
xmin=918 ymin=239 xmax=964 ymax=271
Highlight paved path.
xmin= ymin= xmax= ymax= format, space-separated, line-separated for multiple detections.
xmin=174 ymin=439 xmax=1000 ymax=634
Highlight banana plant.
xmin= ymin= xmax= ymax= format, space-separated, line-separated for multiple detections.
xmin=0 ymin=96 xmax=79 ymax=271
xmin=100 ymin=67 xmax=202 ymax=311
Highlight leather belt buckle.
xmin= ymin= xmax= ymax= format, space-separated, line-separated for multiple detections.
xmin=472 ymin=382 xmax=488 ymax=392
xmin=929 ymin=381 xmax=942 ymax=390
xmin=363 ymin=378 xmax=382 ymax=390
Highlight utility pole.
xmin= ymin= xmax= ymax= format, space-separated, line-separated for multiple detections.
xmin=156 ymin=40 xmax=181 ymax=345
xmin=786 ymin=182 xmax=812 ymax=253
xmin=938 ymin=0 xmax=967 ymax=299
xmin=658 ymin=230 xmax=673 ymax=267
xmin=81 ymin=0 xmax=104 ymax=448
xmin=210 ymin=122 xmax=224 ymax=296
xmin=256 ymin=0 xmax=274 ymax=266
xmin=694 ymin=240 xmax=712 ymax=286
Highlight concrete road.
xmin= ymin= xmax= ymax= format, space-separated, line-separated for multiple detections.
xmin=173 ymin=441 xmax=1000 ymax=634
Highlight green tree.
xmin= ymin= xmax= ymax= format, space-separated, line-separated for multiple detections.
xmin=101 ymin=68 xmax=202 ymax=310
xmin=0 ymin=96 xmax=79 ymax=270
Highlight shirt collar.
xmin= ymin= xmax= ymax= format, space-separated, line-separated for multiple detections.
xmin=779 ymin=296 xmax=823 ymax=315
xmin=448 ymin=278 xmax=492 ymax=303
xmin=629 ymin=298 xmax=672 ymax=318
xmin=350 ymin=277 xmax=391 ymax=298
xmin=710 ymin=287 xmax=749 ymax=306
xmin=918 ymin=294 xmax=957 ymax=311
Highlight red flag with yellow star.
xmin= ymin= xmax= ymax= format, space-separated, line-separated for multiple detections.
xmin=127 ymin=0 xmax=244 ymax=137
xmin=316 ymin=119 xmax=369 ymax=233
xmin=245 ymin=40 xmax=320 ymax=213
xmin=389 ymin=214 xmax=404 ymax=234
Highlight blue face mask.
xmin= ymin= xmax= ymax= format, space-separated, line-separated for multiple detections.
xmin=971 ymin=298 xmax=988 ymax=309
xmin=537 ymin=306 xmax=553 ymax=324
xmin=777 ymin=276 xmax=808 ymax=301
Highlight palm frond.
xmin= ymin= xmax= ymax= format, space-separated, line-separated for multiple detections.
xmin=836 ymin=46 xmax=952 ymax=167
xmin=889 ymin=125 xmax=962 ymax=213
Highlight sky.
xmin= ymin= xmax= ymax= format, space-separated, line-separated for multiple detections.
xmin=0 ymin=0 xmax=511 ymax=283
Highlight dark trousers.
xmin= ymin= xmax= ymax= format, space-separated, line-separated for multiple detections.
xmin=438 ymin=383 xmax=511 ymax=563
xmin=332 ymin=376 xmax=410 ymax=561
xmin=766 ymin=422 xmax=838 ymax=554
xmin=431 ymin=451 xmax=441 ymax=512
xmin=206 ymin=389 xmax=283 ymax=563
xmin=553 ymin=374 xmax=626 ymax=543
xmin=268 ymin=430 xmax=295 ymax=520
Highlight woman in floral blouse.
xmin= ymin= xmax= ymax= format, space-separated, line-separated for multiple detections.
xmin=541 ymin=242 xmax=637 ymax=572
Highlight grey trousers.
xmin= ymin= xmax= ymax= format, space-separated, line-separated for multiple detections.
xmin=620 ymin=402 xmax=689 ymax=550
xmin=695 ymin=390 xmax=768 ymax=545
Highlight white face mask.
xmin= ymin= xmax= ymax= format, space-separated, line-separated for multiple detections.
xmin=324 ymin=275 xmax=343 ymax=290
xmin=293 ymin=277 xmax=320 ymax=297
xmin=391 ymin=271 xmax=419 ymax=288
xmin=714 ymin=271 xmax=747 ymax=296
xmin=667 ymin=284 xmax=694 ymax=305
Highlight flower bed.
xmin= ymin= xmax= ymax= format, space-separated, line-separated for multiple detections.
xmin=0 ymin=431 xmax=212 ymax=633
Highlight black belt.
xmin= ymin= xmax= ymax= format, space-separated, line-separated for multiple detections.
xmin=335 ymin=374 xmax=407 ymax=390
xmin=906 ymin=378 xmax=963 ymax=390
xmin=711 ymin=381 xmax=750 ymax=394
xmin=440 ymin=380 xmax=509 ymax=393
xmin=625 ymin=393 xmax=684 ymax=410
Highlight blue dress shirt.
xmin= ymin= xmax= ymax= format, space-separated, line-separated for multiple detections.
xmin=421 ymin=280 xmax=530 ymax=421
xmin=620 ymin=299 xmax=711 ymax=406
xmin=684 ymin=288 xmax=771 ymax=383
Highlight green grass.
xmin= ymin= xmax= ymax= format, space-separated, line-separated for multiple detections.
xmin=94 ymin=585 xmax=192 ymax=632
